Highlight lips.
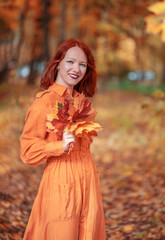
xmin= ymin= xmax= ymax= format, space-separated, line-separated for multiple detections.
xmin=68 ymin=73 xmax=79 ymax=79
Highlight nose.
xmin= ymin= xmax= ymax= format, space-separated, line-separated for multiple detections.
xmin=73 ymin=63 xmax=80 ymax=73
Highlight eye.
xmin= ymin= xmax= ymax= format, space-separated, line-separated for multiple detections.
xmin=80 ymin=63 xmax=86 ymax=68
xmin=67 ymin=60 xmax=73 ymax=64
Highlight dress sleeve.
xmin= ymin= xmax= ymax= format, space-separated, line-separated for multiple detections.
xmin=20 ymin=101 xmax=64 ymax=166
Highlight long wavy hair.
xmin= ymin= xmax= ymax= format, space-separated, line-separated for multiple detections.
xmin=40 ymin=39 xmax=97 ymax=97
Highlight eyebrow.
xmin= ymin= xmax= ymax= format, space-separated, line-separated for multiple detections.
xmin=67 ymin=58 xmax=87 ymax=64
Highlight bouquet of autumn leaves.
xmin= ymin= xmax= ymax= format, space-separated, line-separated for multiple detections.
xmin=46 ymin=93 xmax=101 ymax=150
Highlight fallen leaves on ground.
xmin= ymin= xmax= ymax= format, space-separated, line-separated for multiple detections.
xmin=0 ymin=84 xmax=165 ymax=239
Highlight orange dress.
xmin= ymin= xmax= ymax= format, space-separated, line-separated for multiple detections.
xmin=20 ymin=83 xmax=106 ymax=240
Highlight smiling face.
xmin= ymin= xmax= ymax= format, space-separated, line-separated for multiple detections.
xmin=55 ymin=46 xmax=87 ymax=93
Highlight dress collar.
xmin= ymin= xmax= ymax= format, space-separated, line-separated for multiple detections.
xmin=48 ymin=82 xmax=79 ymax=97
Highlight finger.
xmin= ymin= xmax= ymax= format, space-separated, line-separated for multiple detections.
xmin=67 ymin=138 xmax=75 ymax=143
xmin=65 ymin=133 xmax=75 ymax=139
xmin=67 ymin=136 xmax=75 ymax=140
xmin=63 ymin=131 xmax=69 ymax=136
xmin=67 ymin=133 xmax=75 ymax=138
xmin=63 ymin=131 xmax=75 ymax=136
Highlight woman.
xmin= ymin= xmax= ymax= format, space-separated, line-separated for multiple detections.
xmin=20 ymin=39 xmax=106 ymax=240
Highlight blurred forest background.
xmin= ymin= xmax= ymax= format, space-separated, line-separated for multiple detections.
xmin=1 ymin=0 xmax=165 ymax=85
xmin=1 ymin=0 xmax=165 ymax=239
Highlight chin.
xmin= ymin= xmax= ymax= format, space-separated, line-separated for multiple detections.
xmin=68 ymin=81 xmax=80 ymax=87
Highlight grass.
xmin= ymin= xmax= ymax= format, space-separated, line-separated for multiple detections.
xmin=106 ymin=80 xmax=165 ymax=95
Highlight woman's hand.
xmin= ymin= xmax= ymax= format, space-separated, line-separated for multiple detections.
xmin=62 ymin=131 xmax=75 ymax=152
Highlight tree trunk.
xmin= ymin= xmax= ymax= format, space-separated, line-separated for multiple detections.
xmin=16 ymin=0 xmax=29 ymax=64
xmin=27 ymin=59 xmax=37 ymax=85
xmin=9 ymin=33 xmax=14 ymax=60
xmin=28 ymin=0 xmax=50 ymax=84
xmin=27 ymin=43 xmax=36 ymax=85
xmin=59 ymin=0 xmax=66 ymax=44
xmin=72 ymin=1 xmax=79 ymax=39
xmin=42 ymin=0 xmax=50 ymax=61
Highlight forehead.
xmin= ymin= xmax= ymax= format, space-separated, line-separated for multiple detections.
xmin=64 ymin=46 xmax=87 ymax=62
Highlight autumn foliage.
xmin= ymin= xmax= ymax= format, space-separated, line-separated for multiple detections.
xmin=46 ymin=92 xmax=101 ymax=140
xmin=145 ymin=0 xmax=165 ymax=42
xmin=1 ymin=0 xmax=164 ymax=82
xmin=1 ymin=1 xmax=165 ymax=238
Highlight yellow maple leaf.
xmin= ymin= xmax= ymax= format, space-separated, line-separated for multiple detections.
xmin=64 ymin=121 xmax=86 ymax=133
xmin=148 ymin=1 xmax=165 ymax=15
xmin=145 ymin=15 xmax=163 ymax=34
xmin=47 ymin=102 xmax=59 ymax=121
xmin=46 ymin=122 xmax=55 ymax=130
xmin=145 ymin=1 xmax=165 ymax=42
xmin=47 ymin=113 xmax=54 ymax=121
xmin=67 ymin=121 xmax=102 ymax=136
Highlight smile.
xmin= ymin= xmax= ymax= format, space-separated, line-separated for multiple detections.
xmin=68 ymin=74 xmax=79 ymax=79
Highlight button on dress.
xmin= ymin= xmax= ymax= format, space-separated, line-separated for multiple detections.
xmin=20 ymin=83 xmax=106 ymax=240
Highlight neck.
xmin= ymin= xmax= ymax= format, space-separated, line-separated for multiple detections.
xmin=67 ymin=86 xmax=73 ymax=95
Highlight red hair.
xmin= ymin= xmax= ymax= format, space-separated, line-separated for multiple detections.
xmin=40 ymin=39 xmax=97 ymax=97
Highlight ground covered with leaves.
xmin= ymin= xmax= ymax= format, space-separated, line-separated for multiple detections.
xmin=0 ymin=83 xmax=165 ymax=239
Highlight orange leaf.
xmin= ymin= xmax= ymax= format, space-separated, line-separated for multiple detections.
xmin=122 ymin=225 xmax=133 ymax=232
